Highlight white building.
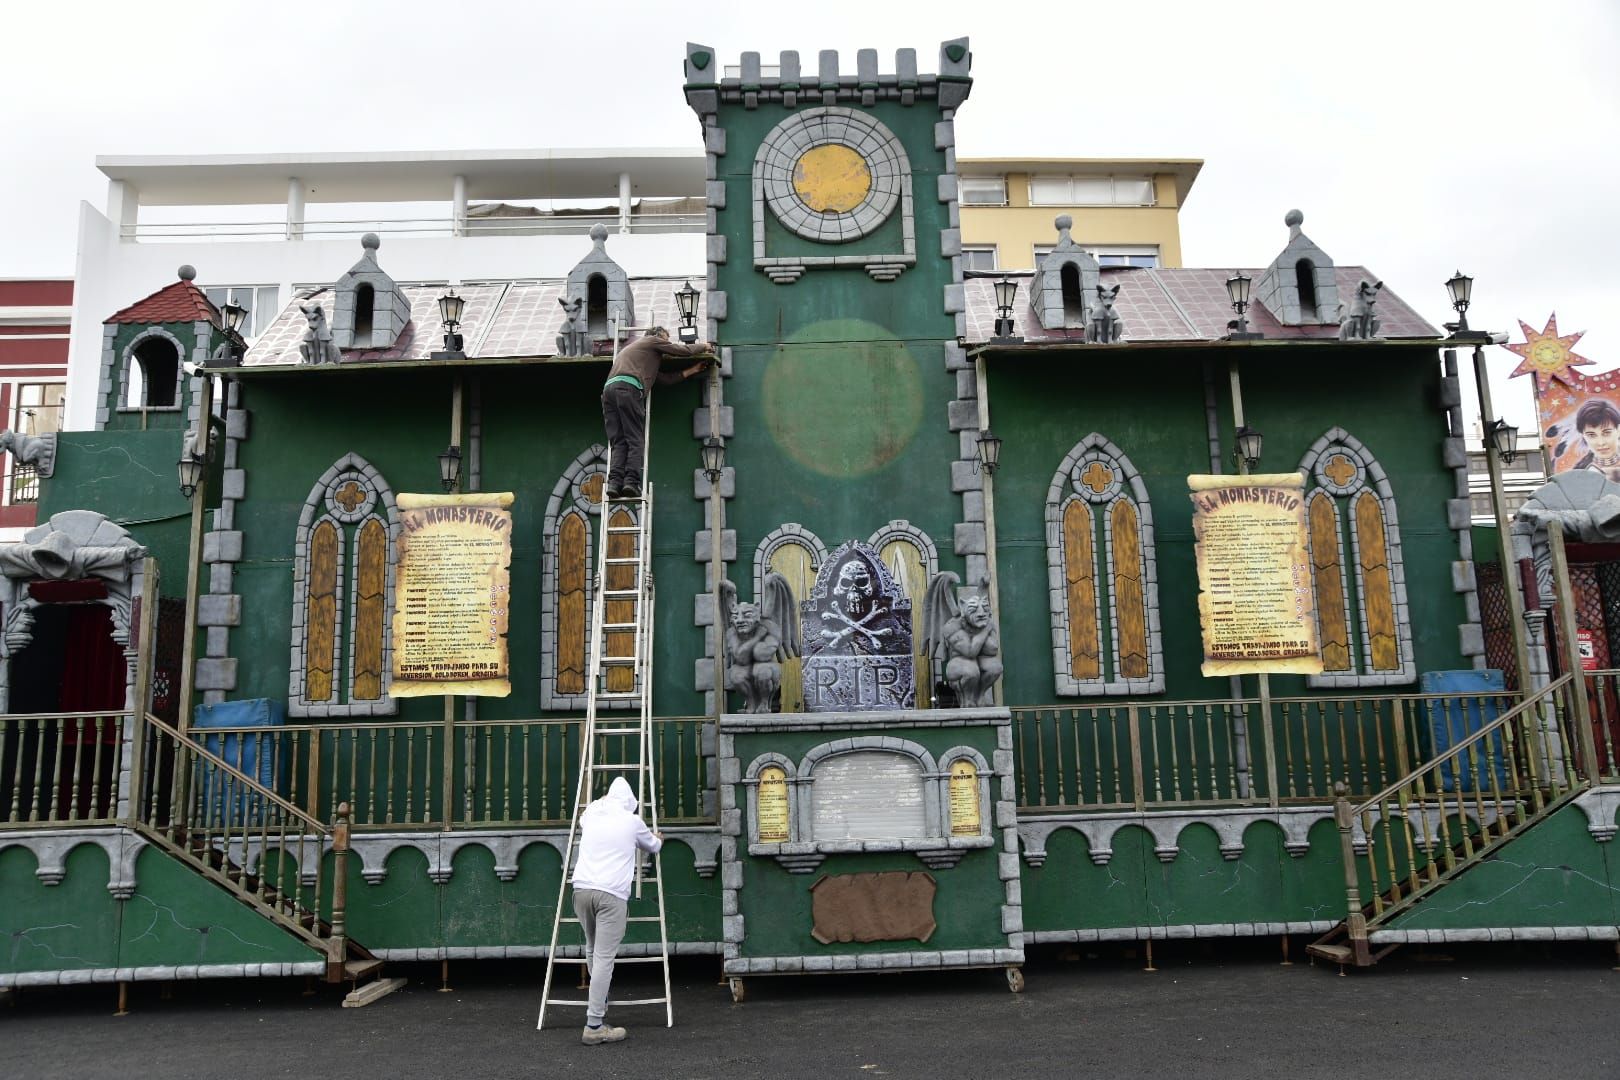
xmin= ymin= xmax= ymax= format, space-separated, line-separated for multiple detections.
xmin=65 ymin=149 xmax=708 ymax=431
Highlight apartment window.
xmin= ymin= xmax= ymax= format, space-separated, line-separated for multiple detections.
xmin=204 ymin=285 xmax=280 ymax=338
xmin=1035 ymin=244 xmax=1160 ymax=269
xmin=958 ymin=177 xmax=1008 ymax=206
xmin=6 ymin=382 xmax=64 ymax=504
xmin=961 ymin=246 xmax=998 ymax=273
xmin=1028 ymin=176 xmax=1155 ymax=207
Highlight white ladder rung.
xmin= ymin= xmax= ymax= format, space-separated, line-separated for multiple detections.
xmin=590 ymin=727 xmax=645 ymax=737
xmin=606 ymin=526 xmax=642 ymax=534
xmin=545 ymin=996 xmax=669 ymax=1007
xmin=559 ymin=915 xmax=664 ymax=924
xmin=548 ymin=956 xmax=667 ymax=965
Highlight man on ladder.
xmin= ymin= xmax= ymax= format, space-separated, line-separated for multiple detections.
xmin=600 ymin=326 xmax=715 ymax=499
xmin=571 ymin=776 xmax=663 ymax=1044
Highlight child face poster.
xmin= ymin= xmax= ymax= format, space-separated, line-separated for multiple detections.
xmin=1506 ymin=314 xmax=1605 ymax=476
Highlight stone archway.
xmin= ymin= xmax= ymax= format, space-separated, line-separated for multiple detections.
xmin=0 ymin=510 xmax=147 ymax=818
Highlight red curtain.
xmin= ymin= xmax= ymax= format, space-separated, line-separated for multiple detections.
xmin=59 ymin=605 xmax=125 ymax=739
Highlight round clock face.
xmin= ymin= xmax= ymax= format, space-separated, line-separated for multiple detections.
xmin=756 ymin=107 xmax=908 ymax=244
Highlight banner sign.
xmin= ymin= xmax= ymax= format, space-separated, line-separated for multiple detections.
xmin=1189 ymin=473 xmax=1323 ymax=677
xmin=390 ymin=492 xmax=515 ymax=698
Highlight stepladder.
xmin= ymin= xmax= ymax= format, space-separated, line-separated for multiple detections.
xmin=538 ymin=323 xmax=673 ymax=1032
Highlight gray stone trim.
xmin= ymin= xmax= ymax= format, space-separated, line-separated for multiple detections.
xmin=751 ymin=107 xmax=916 ymax=282
xmin=1573 ymin=784 xmax=1620 ymax=842
xmin=0 ymin=828 xmax=147 ymax=898
xmin=540 ymin=444 xmax=636 ymax=712
xmin=866 ymin=519 xmax=940 ymax=583
xmin=751 ymin=523 xmax=827 ymax=600
xmin=688 ymin=44 xmax=965 ymax=112
xmin=723 ymin=947 xmax=1021 ymax=977
xmin=1369 ymin=926 xmax=1620 ymax=944
xmin=373 ymin=942 xmax=722 ymax=962
xmin=1045 ymin=433 xmax=1166 ymax=696
xmin=287 ymin=453 xmax=401 ymax=718
xmin=114 ymin=326 xmax=188 ymax=414
xmin=1297 ymin=428 xmax=1417 ymax=687
xmin=1441 ymin=350 xmax=1486 ymax=666
xmin=200 ymin=381 xmax=249 ymax=705
xmin=1029 ymin=922 xmax=1337 ymax=945
xmin=1018 ymin=806 xmax=1336 ymax=866
xmin=2 ymin=962 xmax=327 ymax=988
xmin=718 ymin=706 xmax=1009 ymax=734
xmin=345 ymin=828 xmax=720 ymax=885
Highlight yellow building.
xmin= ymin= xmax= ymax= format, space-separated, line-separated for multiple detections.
xmin=956 ymin=158 xmax=1202 ymax=270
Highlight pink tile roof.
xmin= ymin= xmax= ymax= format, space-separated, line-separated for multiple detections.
xmin=106 ymin=278 xmax=220 ymax=327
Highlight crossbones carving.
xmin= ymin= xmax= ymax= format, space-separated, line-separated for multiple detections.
xmin=819 ymin=605 xmax=894 ymax=650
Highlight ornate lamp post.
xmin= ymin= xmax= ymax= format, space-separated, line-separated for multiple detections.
xmin=1233 ymin=425 xmax=1264 ymax=472
xmin=975 ymin=428 xmax=1002 ymax=474
xmin=991 ymin=277 xmax=1020 ymax=342
xmin=437 ymin=445 xmax=462 ymax=492
xmin=1225 ymin=272 xmax=1262 ymax=340
xmin=433 ymin=289 xmax=467 ymax=359
xmin=676 ymin=280 xmax=701 ymax=344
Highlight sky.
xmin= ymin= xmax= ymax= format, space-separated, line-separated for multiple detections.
xmin=3 ymin=0 xmax=1616 ymax=432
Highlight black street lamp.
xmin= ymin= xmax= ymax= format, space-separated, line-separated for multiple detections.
xmin=1226 ymin=273 xmax=1262 ymax=340
xmin=1444 ymin=270 xmax=1490 ymax=342
xmin=211 ymin=297 xmax=249 ymax=368
xmin=1487 ymin=418 xmax=1520 ymax=465
xmin=434 ymin=289 xmax=467 ymax=359
xmin=1233 ymin=425 xmax=1264 ymax=471
xmin=177 ymin=448 xmax=205 ymax=499
xmin=438 ymin=444 xmax=462 ymax=492
xmin=701 ymin=435 xmax=726 ymax=483
xmin=992 ymin=277 xmax=1020 ymax=341
xmin=976 ymin=428 xmax=1003 ymax=474
xmin=676 ymin=280 xmax=701 ymax=344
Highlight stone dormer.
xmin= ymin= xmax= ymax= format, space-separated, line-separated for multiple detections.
xmin=1028 ymin=215 xmax=1099 ymax=331
xmin=330 ymin=233 xmax=412 ymax=350
xmin=563 ymin=224 xmax=636 ymax=343
xmin=1253 ymin=210 xmax=1340 ymax=325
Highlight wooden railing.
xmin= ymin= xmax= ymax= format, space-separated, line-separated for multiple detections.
xmin=1010 ymin=689 xmax=1522 ymax=811
xmin=1332 ymin=674 xmax=1584 ymax=963
xmin=176 ymin=715 xmax=712 ymax=830
xmin=1 ymin=711 xmax=131 ymax=825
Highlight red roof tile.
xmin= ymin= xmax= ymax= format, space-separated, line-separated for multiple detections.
xmin=105 ymin=279 xmax=220 ymax=327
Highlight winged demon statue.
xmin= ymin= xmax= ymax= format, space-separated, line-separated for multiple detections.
xmin=718 ymin=572 xmax=801 ymax=713
xmin=922 ymin=571 xmax=1002 ymax=708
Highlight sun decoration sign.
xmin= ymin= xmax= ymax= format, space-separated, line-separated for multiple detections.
xmin=1504 ymin=314 xmax=1611 ymax=479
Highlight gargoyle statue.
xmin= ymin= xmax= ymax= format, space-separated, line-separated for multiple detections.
xmin=718 ymin=572 xmax=801 ymax=713
xmin=922 ymin=571 xmax=1002 ymax=708
xmin=299 ymin=304 xmax=342 ymax=365
xmin=1337 ymin=279 xmax=1383 ymax=341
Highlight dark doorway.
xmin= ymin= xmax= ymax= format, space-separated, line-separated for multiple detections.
xmin=1 ymin=602 xmax=127 ymax=822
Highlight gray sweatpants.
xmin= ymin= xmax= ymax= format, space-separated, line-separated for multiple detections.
xmin=572 ymin=887 xmax=628 ymax=1025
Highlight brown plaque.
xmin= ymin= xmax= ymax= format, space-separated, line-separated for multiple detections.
xmin=757 ymin=765 xmax=790 ymax=843
xmin=810 ymin=871 xmax=936 ymax=945
xmin=948 ymin=759 xmax=980 ymax=836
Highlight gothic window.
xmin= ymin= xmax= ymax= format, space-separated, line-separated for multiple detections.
xmin=1046 ymin=434 xmax=1164 ymax=696
xmin=1298 ymin=429 xmax=1415 ymax=687
xmin=542 ymin=445 xmax=639 ymax=710
xmin=289 ymin=454 xmax=399 ymax=716
xmin=753 ymin=524 xmax=828 ymax=713
xmin=119 ymin=329 xmax=185 ymax=411
xmin=1295 ymin=259 xmax=1318 ymax=320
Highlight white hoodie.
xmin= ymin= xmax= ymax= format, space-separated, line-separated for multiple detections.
xmin=571 ymin=777 xmax=663 ymax=901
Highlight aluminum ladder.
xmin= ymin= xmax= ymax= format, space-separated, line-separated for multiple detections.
xmin=538 ymin=321 xmax=673 ymax=1031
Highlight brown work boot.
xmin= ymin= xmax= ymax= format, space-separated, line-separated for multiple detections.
xmin=581 ymin=1023 xmax=627 ymax=1045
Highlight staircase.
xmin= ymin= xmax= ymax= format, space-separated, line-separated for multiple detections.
xmin=131 ymin=710 xmax=382 ymax=988
xmin=1309 ymin=672 xmax=1589 ymax=968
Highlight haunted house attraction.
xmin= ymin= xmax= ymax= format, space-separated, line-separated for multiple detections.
xmin=5 ymin=40 xmax=1618 ymax=1004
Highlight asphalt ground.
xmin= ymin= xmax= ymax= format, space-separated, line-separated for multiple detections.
xmin=5 ymin=939 xmax=1619 ymax=1080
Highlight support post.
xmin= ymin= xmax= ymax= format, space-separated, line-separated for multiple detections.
xmin=452 ymin=174 xmax=468 ymax=238
xmin=708 ymin=363 xmax=725 ymax=718
xmin=1335 ymin=786 xmax=1371 ymax=966
xmin=442 ymin=377 xmax=463 ymax=827
xmin=177 ymin=372 xmax=216 ymax=735
xmin=974 ymin=351 xmax=1003 ymax=705
xmin=618 ymin=172 xmax=632 ymax=234
xmin=124 ymin=557 xmax=160 ymax=823
xmin=329 ymin=801 xmax=351 ymax=980
xmin=1467 ymin=346 xmax=1533 ymax=693
xmin=286 ymin=177 xmax=305 ymax=241
xmin=1227 ymin=359 xmax=1279 ymax=807
xmin=1548 ymin=526 xmax=1598 ymax=780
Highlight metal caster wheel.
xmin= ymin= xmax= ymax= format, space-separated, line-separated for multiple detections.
xmin=729 ymin=977 xmax=746 ymax=1003
xmin=1006 ymin=966 xmax=1025 ymax=993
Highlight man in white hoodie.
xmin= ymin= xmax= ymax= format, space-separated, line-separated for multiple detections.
xmin=571 ymin=776 xmax=663 ymax=1044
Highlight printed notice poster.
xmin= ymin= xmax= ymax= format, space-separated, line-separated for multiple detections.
xmin=1189 ymin=473 xmax=1323 ymax=678
xmin=390 ymin=492 xmax=516 ymax=698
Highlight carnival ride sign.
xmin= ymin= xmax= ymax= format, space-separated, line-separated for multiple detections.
xmin=390 ymin=492 xmax=515 ymax=698
xmin=1189 ymin=473 xmax=1323 ymax=677
xmin=1503 ymin=314 xmax=1605 ymax=477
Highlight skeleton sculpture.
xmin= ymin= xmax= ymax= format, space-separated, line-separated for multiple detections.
xmin=299 ymin=304 xmax=342 ymax=365
xmin=556 ymin=296 xmax=590 ymax=357
xmin=718 ymin=572 xmax=801 ymax=713
xmin=922 ymin=571 xmax=1002 ymax=708
xmin=1086 ymin=283 xmax=1124 ymax=344
xmin=815 ymin=554 xmax=908 ymax=655
xmin=1337 ymin=279 xmax=1383 ymax=341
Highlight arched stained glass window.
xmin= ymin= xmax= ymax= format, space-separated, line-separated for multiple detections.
xmin=1046 ymin=434 xmax=1163 ymax=696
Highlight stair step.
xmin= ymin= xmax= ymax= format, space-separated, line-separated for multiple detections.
xmin=1306 ymin=943 xmax=1354 ymax=964
xmin=344 ymin=957 xmax=385 ymax=980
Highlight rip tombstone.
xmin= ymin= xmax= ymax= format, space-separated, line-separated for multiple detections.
xmin=799 ymin=540 xmax=914 ymax=711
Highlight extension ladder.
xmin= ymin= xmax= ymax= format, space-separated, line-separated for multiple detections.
xmin=538 ymin=322 xmax=673 ymax=1031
